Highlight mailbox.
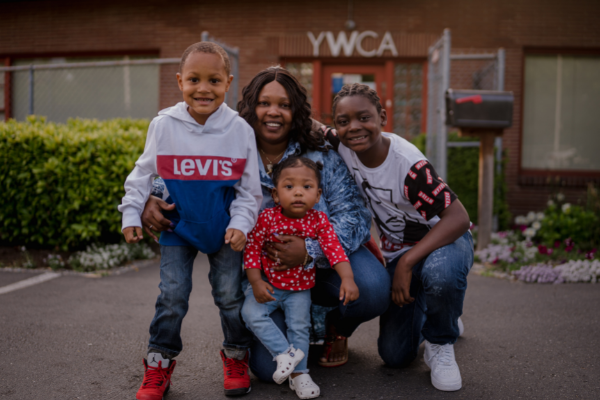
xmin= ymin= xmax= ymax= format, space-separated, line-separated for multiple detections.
xmin=445 ymin=89 xmax=514 ymax=129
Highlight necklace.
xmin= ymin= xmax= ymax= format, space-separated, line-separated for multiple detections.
xmin=259 ymin=148 xmax=285 ymax=175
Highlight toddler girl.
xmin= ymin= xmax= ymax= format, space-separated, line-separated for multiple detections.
xmin=242 ymin=156 xmax=359 ymax=399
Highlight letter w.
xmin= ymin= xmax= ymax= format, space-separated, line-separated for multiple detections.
xmin=195 ymin=159 xmax=212 ymax=175
xmin=326 ymin=31 xmax=358 ymax=57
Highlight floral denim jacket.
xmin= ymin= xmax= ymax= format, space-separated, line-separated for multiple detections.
xmin=151 ymin=140 xmax=372 ymax=269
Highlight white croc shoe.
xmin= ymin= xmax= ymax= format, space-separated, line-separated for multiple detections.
xmin=424 ymin=340 xmax=462 ymax=391
xmin=289 ymin=373 xmax=320 ymax=399
xmin=273 ymin=348 xmax=305 ymax=385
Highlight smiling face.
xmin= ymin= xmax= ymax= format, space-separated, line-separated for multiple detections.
xmin=176 ymin=51 xmax=233 ymax=125
xmin=333 ymin=95 xmax=387 ymax=154
xmin=272 ymin=165 xmax=322 ymax=219
xmin=253 ymin=81 xmax=294 ymax=146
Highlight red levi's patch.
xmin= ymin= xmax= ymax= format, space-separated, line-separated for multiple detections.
xmin=157 ymin=155 xmax=246 ymax=180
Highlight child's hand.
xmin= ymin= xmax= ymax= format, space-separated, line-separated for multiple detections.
xmin=225 ymin=228 xmax=246 ymax=251
xmin=123 ymin=226 xmax=143 ymax=243
xmin=251 ymin=280 xmax=276 ymax=303
xmin=339 ymin=277 xmax=360 ymax=306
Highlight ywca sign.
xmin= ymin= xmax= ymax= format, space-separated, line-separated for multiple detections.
xmin=307 ymin=31 xmax=398 ymax=57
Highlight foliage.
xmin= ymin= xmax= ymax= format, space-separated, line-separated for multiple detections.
xmin=513 ymin=260 xmax=600 ymax=284
xmin=0 ymin=116 xmax=150 ymax=250
xmin=68 ymin=242 xmax=155 ymax=272
xmin=409 ymin=132 xmax=510 ymax=229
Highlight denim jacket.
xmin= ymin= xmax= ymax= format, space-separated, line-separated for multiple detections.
xmin=151 ymin=140 xmax=372 ymax=269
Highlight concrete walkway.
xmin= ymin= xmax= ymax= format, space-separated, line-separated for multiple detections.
xmin=0 ymin=256 xmax=598 ymax=399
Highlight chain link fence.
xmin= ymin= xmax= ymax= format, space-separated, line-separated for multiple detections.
xmin=1 ymin=33 xmax=239 ymax=123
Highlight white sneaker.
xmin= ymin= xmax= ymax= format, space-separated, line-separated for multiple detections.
xmin=458 ymin=317 xmax=464 ymax=337
xmin=424 ymin=341 xmax=462 ymax=391
xmin=273 ymin=347 xmax=305 ymax=385
xmin=289 ymin=373 xmax=320 ymax=399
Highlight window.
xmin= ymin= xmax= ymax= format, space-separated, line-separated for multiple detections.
xmin=522 ymin=54 xmax=600 ymax=172
xmin=286 ymin=62 xmax=313 ymax=106
xmin=393 ymin=63 xmax=423 ymax=138
xmin=10 ymin=56 xmax=159 ymax=122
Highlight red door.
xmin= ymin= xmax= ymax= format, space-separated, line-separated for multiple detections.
xmin=320 ymin=64 xmax=392 ymax=131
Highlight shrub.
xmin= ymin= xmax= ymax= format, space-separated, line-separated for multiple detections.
xmin=1 ymin=116 xmax=150 ymax=249
xmin=537 ymin=202 xmax=598 ymax=249
xmin=68 ymin=242 xmax=155 ymax=272
xmin=409 ymin=132 xmax=510 ymax=229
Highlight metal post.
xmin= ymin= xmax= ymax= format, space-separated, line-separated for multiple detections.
xmin=493 ymin=48 xmax=506 ymax=231
xmin=437 ymin=28 xmax=451 ymax=180
xmin=478 ymin=132 xmax=496 ymax=250
xmin=201 ymin=31 xmax=209 ymax=42
xmin=231 ymin=52 xmax=239 ymax=110
xmin=28 ymin=65 xmax=34 ymax=115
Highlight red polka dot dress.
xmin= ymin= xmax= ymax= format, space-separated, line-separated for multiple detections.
xmin=244 ymin=206 xmax=349 ymax=291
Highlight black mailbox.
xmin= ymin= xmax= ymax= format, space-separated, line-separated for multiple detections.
xmin=445 ymin=89 xmax=513 ymax=129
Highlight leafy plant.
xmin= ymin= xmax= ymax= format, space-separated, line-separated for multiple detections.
xmin=0 ymin=116 xmax=150 ymax=250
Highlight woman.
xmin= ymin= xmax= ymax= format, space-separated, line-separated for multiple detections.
xmin=141 ymin=66 xmax=390 ymax=380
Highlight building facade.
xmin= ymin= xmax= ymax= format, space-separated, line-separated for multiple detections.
xmin=2 ymin=0 xmax=599 ymax=216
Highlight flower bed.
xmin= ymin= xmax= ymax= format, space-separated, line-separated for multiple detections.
xmin=474 ymin=190 xmax=599 ymax=284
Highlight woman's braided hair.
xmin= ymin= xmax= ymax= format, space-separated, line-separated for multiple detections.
xmin=332 ymin=83 xmax=383 ymax=117
xmin=238 ymin=66 xmax=327 ymax=153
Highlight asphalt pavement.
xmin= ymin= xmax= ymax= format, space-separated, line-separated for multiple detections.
xmin=0 ymin=256 xmax=599 ymax=400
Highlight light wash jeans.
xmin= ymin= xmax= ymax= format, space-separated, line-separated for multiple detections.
xmin=241 ymin=282 xmax=312 ymax=374
xmin=378 ymin=231 xmax=474 ymax=368
xmin=148 ymin=244 xmax=252 ymax=359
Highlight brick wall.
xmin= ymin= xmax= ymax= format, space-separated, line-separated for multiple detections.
xmin=1 ymin=0 xmax=599 ymax=217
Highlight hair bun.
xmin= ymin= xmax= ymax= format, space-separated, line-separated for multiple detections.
xmin=316 ymin=161 xmax=324 ymax=171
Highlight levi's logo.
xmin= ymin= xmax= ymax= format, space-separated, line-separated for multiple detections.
xmin=432 ymin=182 xmax=446 ymax=196
xmin=415 ymin=160 xmax=428 ymax=170
xmin=418 ymin=191 xmax=435 ymax=205
xmin=157 ymin=155 xmax=246 ymax=181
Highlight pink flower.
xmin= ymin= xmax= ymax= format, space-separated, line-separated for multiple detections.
xmin=565 ymin=245 xmax=574 ymax=253
xmin=554 ymin=240 xmax=561 ymax=248
xmin=564 ymin=238 xmax=574 ymax=247
xmin=586 ymin=249 xmax=598 ymax=260
xmin=538 ymin=245 xmax=548 ymax=255
xmin=492 ymin=257 xmax=499 ymax=264
xmin=519 ymin=225 xmax=528 ymax=232
xmin=498 ymin=231 xmax=508 ymax=238
xmin=547 ymin=248 xmax=554 ymax=255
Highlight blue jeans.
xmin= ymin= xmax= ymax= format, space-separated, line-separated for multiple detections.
xmin=148 ymin=244 xmax=252 ymax=358
xmin=378 ymin=231 xmax=474 ymax=368
xmin=248 ymin=245 xmax=390 ymax=382
xmin=241 ymin=284 xmax=311 ymax=373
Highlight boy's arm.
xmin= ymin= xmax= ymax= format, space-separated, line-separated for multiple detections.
xmin=118 ymin=119 xmax=159 ymax=232
xmin=393 ymin=161 xmax=471 ymax=306
xmin=228 ymin=126 xmax=263 ymax=237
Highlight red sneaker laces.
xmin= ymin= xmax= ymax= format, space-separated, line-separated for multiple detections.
xmin=142 ymin=361 xmax=168 ymax=388
xmin=224 ymin=357 xmax=248 ymax=377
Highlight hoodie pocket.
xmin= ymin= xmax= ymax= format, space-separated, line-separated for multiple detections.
xmin=173 ymin=209 xmax=231 ymax=254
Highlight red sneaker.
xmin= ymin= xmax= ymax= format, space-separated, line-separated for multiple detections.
xmin=220 ymin=350 xmax=251 ymax=396
xmin=136 ymin=358 xmax=176 ymax=400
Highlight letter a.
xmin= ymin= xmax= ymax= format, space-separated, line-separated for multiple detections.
xmin=377 ymin=32 xmax=398 ymax=57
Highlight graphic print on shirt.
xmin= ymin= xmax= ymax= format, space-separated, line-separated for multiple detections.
xmin=404 ymin=161 xmax=457 ymax=221
xmin=355 ymin=170 xmax=431 ymax=245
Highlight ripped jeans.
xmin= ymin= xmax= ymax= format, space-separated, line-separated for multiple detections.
xmin=378 ymin=231 xmax=474 ymax=368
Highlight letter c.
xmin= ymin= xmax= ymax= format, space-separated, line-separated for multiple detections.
xmin=356 ymin=31 xmax=378 ymax=57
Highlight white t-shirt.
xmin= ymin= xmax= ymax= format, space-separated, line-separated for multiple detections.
xmin=338 ymin=133 xmax=457 ymax=262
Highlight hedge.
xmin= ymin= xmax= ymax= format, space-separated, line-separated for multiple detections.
xmin=1 ymin=116 xmax=149 ymax=249
xmin=410 ymin=133 xmax=510 ymax=229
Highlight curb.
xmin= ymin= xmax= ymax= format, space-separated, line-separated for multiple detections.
xmin=471 ymin=262 xmax=518 ymax=282
xmin=0 ymin=257 xmax=159 ymax=278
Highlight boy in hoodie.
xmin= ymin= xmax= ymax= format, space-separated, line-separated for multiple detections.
xmin=119 ymin=42 xmax=262 ymax=399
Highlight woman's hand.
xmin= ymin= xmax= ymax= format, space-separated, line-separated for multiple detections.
xmin=141 ymin=196 xmax=176 ymax=241
xmin=265 ymin=234 xmax=307 ymax=271
xmin=391 ymin=255 xmax=415 ymax=307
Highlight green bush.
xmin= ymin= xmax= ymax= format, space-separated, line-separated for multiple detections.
xmin=409 ymin=132 xmax=510 ymax=229
xmin=537 ymin=202 xmax=598 ymax=249
xmin=1 ymin=116 xmax=150 ymax=250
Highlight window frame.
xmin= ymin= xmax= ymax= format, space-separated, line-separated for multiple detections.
xmin=519 ymin=47 xmax=600 ymax=181
xmin=0 ymin=49 xmax=160 ymax=121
